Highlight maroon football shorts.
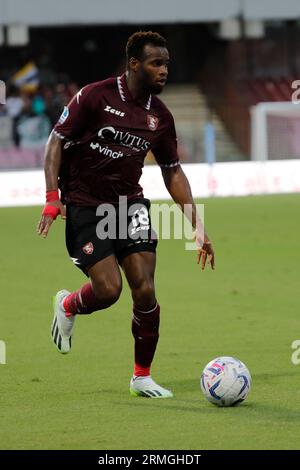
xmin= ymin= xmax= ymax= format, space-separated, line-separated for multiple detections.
xmin=65 ymin=198 xmax=157 ymax=275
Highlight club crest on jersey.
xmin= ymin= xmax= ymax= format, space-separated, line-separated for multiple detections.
xmin=82 ymin=242 xmax=94 ymax=255
xmin=147 ymin=115 xmax=159 ymax=131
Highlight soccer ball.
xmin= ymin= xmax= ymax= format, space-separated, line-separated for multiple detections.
xmin=200 ymin=356 xmax=251 ymax=407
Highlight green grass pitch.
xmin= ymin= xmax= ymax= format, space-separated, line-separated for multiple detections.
xmin=1 ymin=194 xmax=300 ymax=450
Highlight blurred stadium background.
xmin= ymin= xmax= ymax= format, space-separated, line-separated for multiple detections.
xmin=1 ymin=0 xmax=300 ymax=200
xmin=1 ymin=0 xmax=300 ymax=451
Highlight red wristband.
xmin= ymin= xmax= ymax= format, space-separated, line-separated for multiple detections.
xmin=46 ymin=190 xmax=59 ymax=202
xmin=42 ymin=204 xmax=60 ymax=220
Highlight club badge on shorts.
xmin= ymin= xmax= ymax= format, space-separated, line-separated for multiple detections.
xmin=82 ymin=242 xmax=94 ymax=255
xmin=147 ymin=115 xmax=159 ymax=131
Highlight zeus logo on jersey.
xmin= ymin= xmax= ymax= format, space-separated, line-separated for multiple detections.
xmin=97 ymin=126 xmax=150 ymax=152
xmin=104 ymin=105 xmax=125 ymax=117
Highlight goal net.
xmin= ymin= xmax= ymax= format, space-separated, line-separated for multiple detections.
xmin=251 ymin=102 xmax=300 ymax=161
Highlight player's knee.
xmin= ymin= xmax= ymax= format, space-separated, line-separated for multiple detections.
xmin=133 ymin=279 xmax=155 ymax=309
xmin=106 ymin=283 xmax=122 ymax=305
xmin=93 ymin=280 xmax=122 ymax=306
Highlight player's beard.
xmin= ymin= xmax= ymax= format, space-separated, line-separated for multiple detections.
xmin=140 ymin=70 xmax=166 ymax=95
xmin=150 ymin=83 xmax=164 ymax=95
xmin=144 ymin=80 xmax=165 ymax=95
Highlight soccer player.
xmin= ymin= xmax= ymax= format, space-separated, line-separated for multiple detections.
xmin=37 ymin=31 xmax=215 ymax=398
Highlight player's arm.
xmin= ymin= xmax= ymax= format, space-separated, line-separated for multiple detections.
xmin=152 ymin=110 xmax=215 ymax=269
xmin=37 ymin=132 xmax=66 ymax=238
xmin=161 ymin=164 xmax=215 ymax=270
xmin=37 ymin=84 xmax=95 ymax=238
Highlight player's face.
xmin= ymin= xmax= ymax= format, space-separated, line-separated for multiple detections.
xmin=138 ymin=45 xmax=169 ymax=94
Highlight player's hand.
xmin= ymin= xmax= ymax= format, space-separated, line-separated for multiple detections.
xmin=193 ymin=230 xmax=215 ymax=270
xmin=37 ymin=200 xmax=66 ymax=238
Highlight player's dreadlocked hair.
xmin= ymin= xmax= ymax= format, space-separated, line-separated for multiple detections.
xmin=126 ymin=31 xmax=167 ymax=63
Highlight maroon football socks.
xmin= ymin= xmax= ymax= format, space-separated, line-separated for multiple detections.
xmin=63 ymin=285 xmax=160 ymax=377
xmin=132 ymin=303 xmax=160 ymax=376
xmin=63 ymin=282 xmax=106 ymax=315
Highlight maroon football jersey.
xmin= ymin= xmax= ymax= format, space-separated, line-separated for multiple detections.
xmin=53 ymin=73 xmax=179 ymax=205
